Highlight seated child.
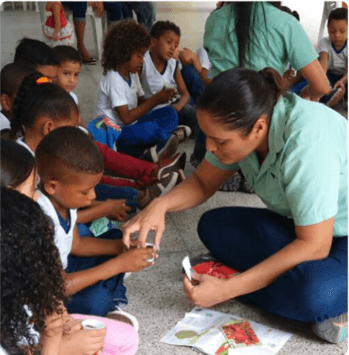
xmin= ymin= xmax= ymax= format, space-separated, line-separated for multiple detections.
xmin=35 ymin=126 xmax=154 ymax=316
xmin=42 ymin=1 xmax=75 ymax=48
xmin=95 ymin=19 xmax=182 ymax=158
xmin=10 ymin=72 xmax=176 ymax=220
xmin=0 ymin=62 xmax=35 ymax=135
xmin=1 ymin=187 xmax=139 ymax=355
xmin=140 ymin=20 xmax=194 ymax=134
xmin=52 ymin=45 xmax=81 ymax=104
xmin=52 ymin=45 xmax=186 ymax=192
xmin=14 ymin=37 xmax=59 ymax=81
xmin=317 ymin=7 xmax=348 ymax=106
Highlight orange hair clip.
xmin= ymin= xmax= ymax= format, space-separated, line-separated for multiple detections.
xmin=36 ymin=77 xmax=51 ymax=85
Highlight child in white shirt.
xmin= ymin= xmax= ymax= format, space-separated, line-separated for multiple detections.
xmin=95 ymin=19 xmax=181 ymax=158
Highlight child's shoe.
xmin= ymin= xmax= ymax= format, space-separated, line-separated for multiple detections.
xmin=156 ymin=152 xmax=186 ymax=180
xmin=107 ymin=306 xmax=139 ymax=331
xmin=138 ymin=172 xmax=179 ymax=209
xmin=312 ymin=313 xmax=348 ymax=343
xmin=321 ymin=87 xmax=345 ymax=107
xmin=173 ymin=125 xmax=192 ymax=143
xmin=141 ymin=134 xmax=179 ymax=163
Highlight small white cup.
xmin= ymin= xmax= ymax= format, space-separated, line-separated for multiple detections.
xmin=81 ymin=319 xmax=105 ymax=330
xmin=145 ymin=242 xmax=155 ymax=263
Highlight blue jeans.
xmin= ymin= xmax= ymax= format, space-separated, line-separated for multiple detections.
xmin=121 ymin=2 xmax=156 ymax=30
xmin=66 ymin=228 xmax=127 ymax=316
xmin=181 ymin=65 xmax=205 ymax=105
xmin=198 ymin=207 xmax=348 ymax=323
xmin=117 ymin=105 xmax=178 ymax=156
xmin=95 ymin=183 xmax=138 ymax=212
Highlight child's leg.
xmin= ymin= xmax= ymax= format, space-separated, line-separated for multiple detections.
xmin=95 ymin=141 xmax=157 ymax=186
xmin=178 ymin=104 xmax=197 ymax=128
xmin=181 ymin=65 xmax=205 ymax=104
xmin=66 ymin=229 xmax=128 ymax=316
xmin=94 ymin=184 xmax=139 ymax=212
xmin=117 ymin=106 xmax=178 ymax=155
xmin=71 ymin=314 xmax=139 ymax=355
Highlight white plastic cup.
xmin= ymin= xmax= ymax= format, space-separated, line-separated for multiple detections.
xmin=81 ymin=319 xmax=105 ymax=330
xmin=145 ymin=242 xmax=155 ymax=263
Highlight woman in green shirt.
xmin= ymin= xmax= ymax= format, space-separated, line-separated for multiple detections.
xmin=123 ymin=67 xmax=348 ymax=344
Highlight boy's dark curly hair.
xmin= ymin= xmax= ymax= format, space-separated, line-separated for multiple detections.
xmin=102 ymin=19 xmax=151 ymax=75
xmin=1 ymin=188 xmax=66 ymax=355
xmin=150 ymin=20 xmax=181 ymax=39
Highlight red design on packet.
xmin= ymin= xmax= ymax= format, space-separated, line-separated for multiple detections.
xmin=192 ymin=261 xmax=239 ymax=279
xmin=103 ymin=117 xmax=121 ymax=132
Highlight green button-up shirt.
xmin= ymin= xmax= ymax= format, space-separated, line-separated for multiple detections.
xmin=206 ymin=93 xmax=348 ymax=236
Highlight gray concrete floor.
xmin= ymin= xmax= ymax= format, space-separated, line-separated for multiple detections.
xmin=1 ymin=6 xmax=347 ymax=355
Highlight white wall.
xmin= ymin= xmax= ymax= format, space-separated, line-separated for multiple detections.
xmin=155 ymin=1 xmax=342 ymax=49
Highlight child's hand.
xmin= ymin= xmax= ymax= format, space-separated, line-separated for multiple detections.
xmin=89 ymin=1 xmax=105 ymax=17
xmin=334 ymin=80 xmax=346 ymax=93
xmin=155 ymin=87 xmax=177 ymax=104
xmin=42 ymin=312 xmax=64 ymax=338
xmin=65 ymin=327 xmax=106 ymax=355
xmin=172 ymin=46 xmax=181 ymax=60
xmin=116 ymin=247 xmax=154 ymax=272
xmin=179 ymin=48 xmax=196 ymax=66
xmin=103 ymin=199 xmax=131 ymax=221
xmin=52 ymin=31 xmax=60 ymax=41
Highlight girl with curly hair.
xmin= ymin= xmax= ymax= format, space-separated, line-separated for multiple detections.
xmin=95 ymin=19 xmax=181 ymax=159
xmin=1 ymin=143 xmax=139 ymax=355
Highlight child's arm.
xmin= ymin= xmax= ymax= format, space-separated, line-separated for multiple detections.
xmin=115 ymin=87 xmax=176 ymax=125
xmin=50 ymin=2 xmax=62 ymax=41
xmin=179 ymin=48 xmax=211 ymax=86
xmin=77 ymin=199 xmax=131 ymax=224
xmin=64 ymin=226 xmax=154 ymax=295
xmin=334 ymin=67 xmax=348 ymax=92
xmin=171 ymin=66 xmax=190 ymax=112
xmin=40 ymin=311 xmax=64 ymax=355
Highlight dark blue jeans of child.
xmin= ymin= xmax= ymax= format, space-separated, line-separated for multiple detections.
xmin=117 ymin=105 xmax=178 ymax=156
xmin=66 ymin=228 xmax=127 ymax=316
xmin=198 ymin=207 xmax=348 ymax=323
xmin=95 ymin=183 xmax=139 ymax=213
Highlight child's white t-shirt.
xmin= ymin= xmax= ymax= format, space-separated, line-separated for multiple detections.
xmin=37 ymin=191 xmax=77 ymax=270
xmin=317 ymin=37 xmax=348 ymax=76
xmin=95 ymin=71 xmax=144 ymax=127
xmin=140 ymin=51 xmax=178 ymax=109
xmin=16 ymin=136 xmax=35 ymax=156
xmin=70 ymin=91 xmax=78 ymax=105
xmin=0 ymin=112 xmax=10 ymax=131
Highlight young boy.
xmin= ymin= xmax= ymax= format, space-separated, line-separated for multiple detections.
xmin=52 ymin=45 xmax=81 ymax=105
xmin=14 ymin=37 xmax=59 ymax=81
xmin=140 ymin=20 xmax=193 ymax=138
xmin=318 ymin=7 xmax=348 ymax=107
xmin=35 ymin=126 xmax=154 ymax=318
xmin=0 ymin=62 xmax=36 ymax=135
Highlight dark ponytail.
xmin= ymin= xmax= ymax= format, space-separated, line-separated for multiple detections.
xmin=10 ymin=72 xmax=78 ymax=139
xmin=229 ymin=2 xmax=281 ymax=67
xmin=197 ymin=67 xmax=285 ymax=135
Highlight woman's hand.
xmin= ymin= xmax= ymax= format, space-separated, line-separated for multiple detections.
xmin=183 ymin=273 xmax=233 ymax=307
xmin=122 ymin=198 xmax=167 ymax=249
